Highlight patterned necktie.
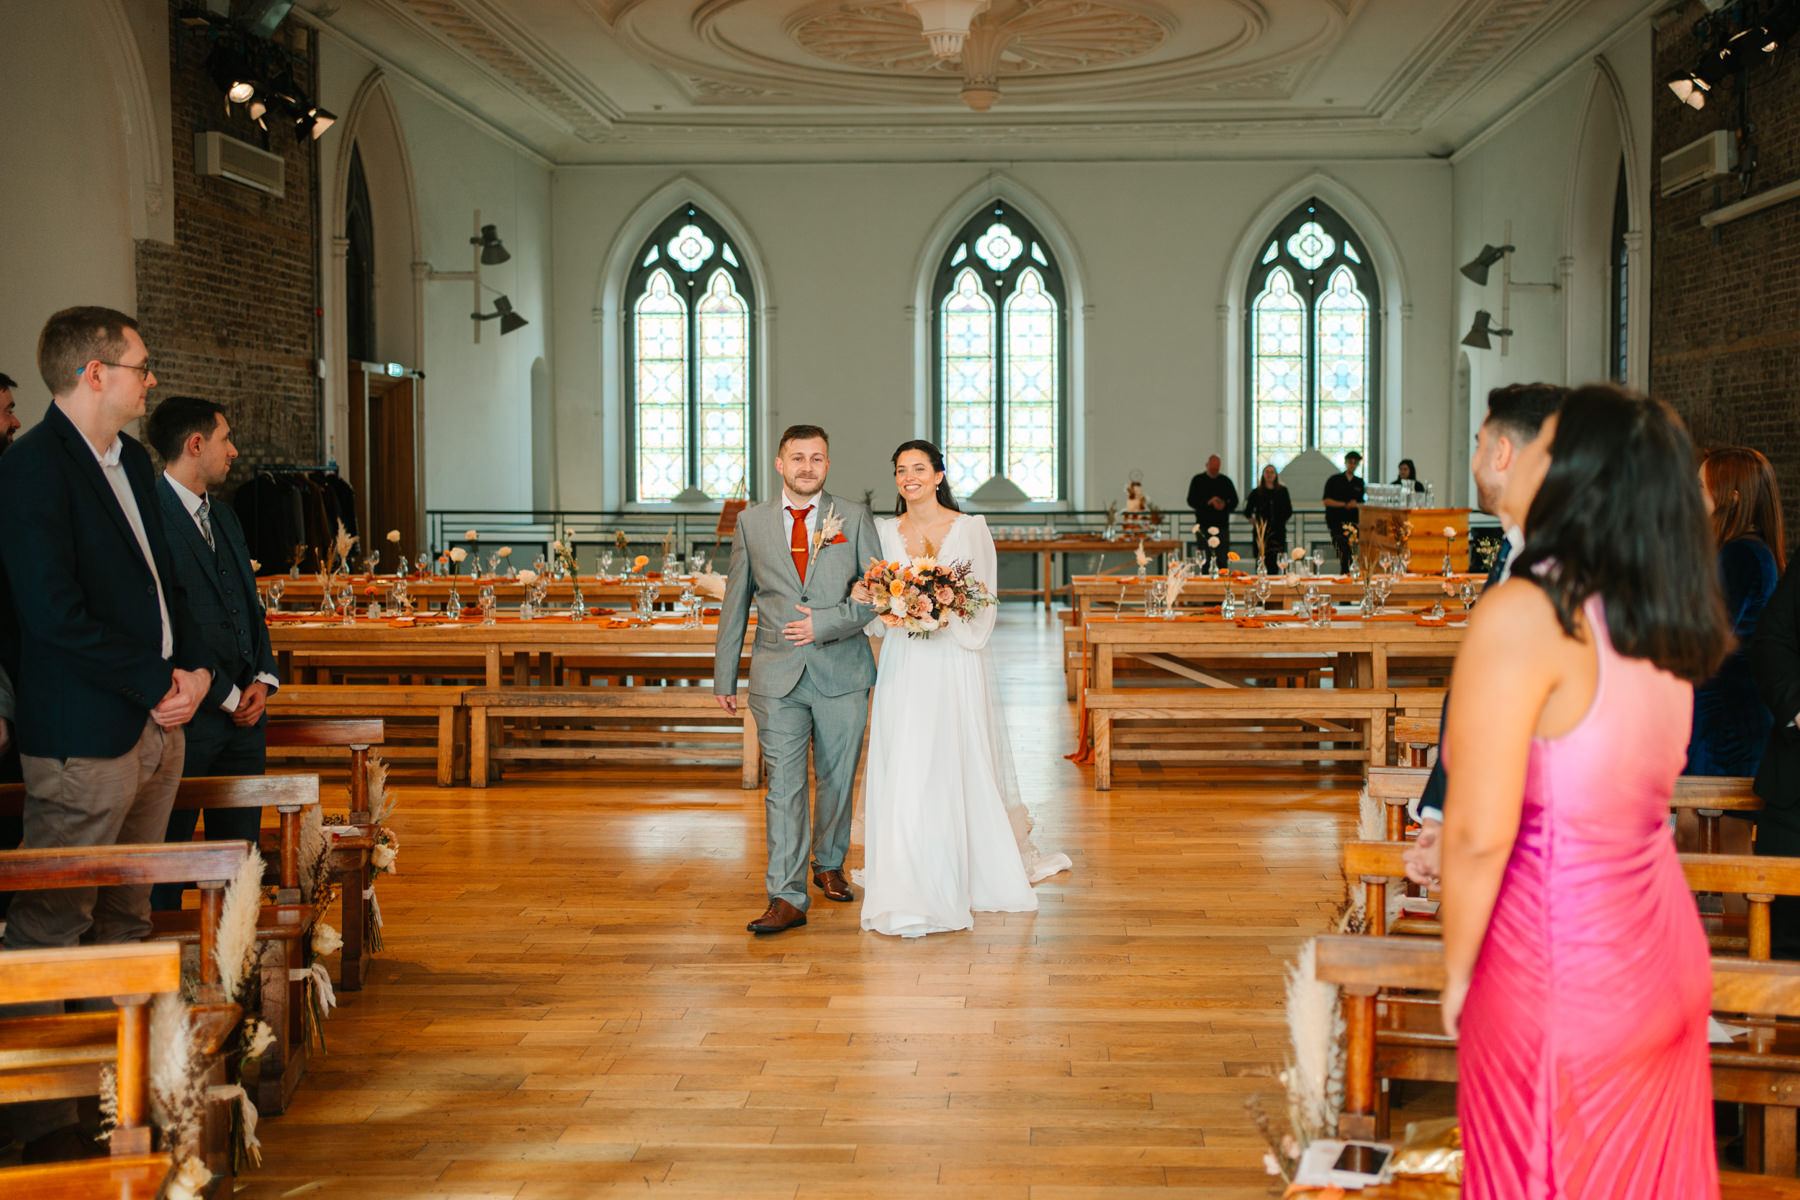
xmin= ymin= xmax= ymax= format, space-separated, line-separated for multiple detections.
xmin=197 ymin=495 xmax=216 ymax=551
xmin=788 ymin=505 xmax=813 ymax=579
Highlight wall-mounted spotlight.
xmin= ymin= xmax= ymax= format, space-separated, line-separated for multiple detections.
xmin=474 ymin=225 xmax=510 ymax=266
xmin=1458 ymin=220 xmax=1557 ymax=355
xmin=1460 ymin=311 xmax=1512 ymax=350
xmin=474 ymin=295 xmax=529 ymax=336
xmin=425 ymin=210 xmax=527 ymax=343
xmin=1459 ymin=244 xmax=1512 ymax=286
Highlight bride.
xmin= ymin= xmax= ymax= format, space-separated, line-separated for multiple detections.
xmin=851 ymin=439 xmax=1071 ymax=938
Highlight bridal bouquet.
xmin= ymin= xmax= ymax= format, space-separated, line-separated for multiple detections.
xmin=862 ymin=555 xmax=995 ymax=638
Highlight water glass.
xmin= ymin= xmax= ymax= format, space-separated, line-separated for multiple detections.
xmin=635 ymin=581 xmax=656 ymax=624
xmin=600 ymin=550 xmax=615 ymax=579
xmin=1143 ymin=582 xmax=1166 ymax=620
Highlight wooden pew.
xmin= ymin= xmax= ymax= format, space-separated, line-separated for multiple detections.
xmin=465 ymin=687 xmax=760 ymax=790
xmin=1313 ymin=934 xmax=1800 ymax=1189
xmin=0 ymin=845 xmax=247 ymax=1188
xmin=1086 ymin=688 xmax=1401 ymax=789
xmin=1392 ymin=715 xmax=1438 ymax=767
xmin=267 ymin=719 xmax=384 ymax=992
xmin=0 ymin=1153 xmax=173 ymax=1200
xmin=268 ymin=684 xmax=465 ymax=786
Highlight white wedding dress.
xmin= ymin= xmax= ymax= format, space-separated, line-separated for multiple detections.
xmin=855 ymin=513 xmax=1072 ymax=938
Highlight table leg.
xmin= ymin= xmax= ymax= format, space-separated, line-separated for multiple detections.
xmin=1097 ymin=645 xmax=1115 ymax=693
xmin=1042 ymin=550 xmax=1053 ymax=609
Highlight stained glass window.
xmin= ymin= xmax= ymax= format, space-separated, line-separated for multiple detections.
xmin=1244 ymin=199 xmax=1380 ymax=475
xmin=931 ymin=202 xmax=1067 ymax=502
xmin=625 ymin=205 xmax=756 ymax=501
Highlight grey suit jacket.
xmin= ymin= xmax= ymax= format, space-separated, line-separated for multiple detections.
xmin=713 ymin=491 xmax=881 ymax=699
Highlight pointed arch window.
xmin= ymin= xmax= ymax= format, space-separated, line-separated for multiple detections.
xmin=625 ymin=204 xmax=756 ymax=501
xmin=931 ymin=201 xmax=1067 ymax=501
xmin=1245 ymin=199 xmax=1380 ymax=474
xmin=1609 ymin=161 xmax=1629 ymax=384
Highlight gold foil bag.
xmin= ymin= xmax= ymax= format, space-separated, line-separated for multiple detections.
xmin=1390 ymin=1116 xmax=1463 ymax=1184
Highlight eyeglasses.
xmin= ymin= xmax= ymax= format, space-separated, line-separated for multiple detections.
xmin=91 ymin=360 xmax=155 ymax=380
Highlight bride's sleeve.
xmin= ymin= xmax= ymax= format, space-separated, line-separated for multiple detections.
xmin=948 ymin=516 xmax=998 ymax=652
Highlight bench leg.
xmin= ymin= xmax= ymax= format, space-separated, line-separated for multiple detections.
xmin=741 ymin=702 xmax=759 ymax=790
xmin=471 ymin=706 xmax=489 ymax=789
xmin=436 ymin=706 xmax=455 ymax=787
xmin=334 ymin=844 xmax=371 ymax=992
xmin=1094 ymin=713 xmax=1112 ymax=791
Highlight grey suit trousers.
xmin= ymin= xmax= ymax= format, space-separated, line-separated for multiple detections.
xmin=748 ymin=668 xmax=867 ymax=911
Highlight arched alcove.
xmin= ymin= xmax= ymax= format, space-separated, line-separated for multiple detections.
xmin=1220 ymin=172 xmax=1408 ymax=484
xmin=597 ymin=177 xmax=772 ymax=510
xmin=911 ymin=174 xmax=1089 ymax=507
xmin=1563 ymin=56 xmax=1645 ymax=389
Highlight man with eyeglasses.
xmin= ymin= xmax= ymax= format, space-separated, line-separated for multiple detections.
xmin=0 ymin=307 xmax=216 ymax=1162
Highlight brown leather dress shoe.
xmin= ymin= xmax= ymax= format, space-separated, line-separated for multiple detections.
xmin=812 ymin=868 xmax=854 ymax=902
xmin=747 ymin=897 xmax=807 ymax=934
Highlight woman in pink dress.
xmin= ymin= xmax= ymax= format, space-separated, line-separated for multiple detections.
xmin=1440 ymin=385 xmax=1734 ymax=1199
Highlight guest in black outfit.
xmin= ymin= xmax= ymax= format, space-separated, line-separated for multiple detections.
xmin=1393 ymin=458 xmax=1424 ymax=493
xmin=1752 ymin=553 xmax=1800 ymax=958
xmin=1242 ymin=464 xmax=1292 ymax=572
xmin=0 ymin=371 xmax=20 ymax=451
xmin=1186 ymin=455 xmax=1238 ymax=557
xmin=145 ymin=397 xmax=280 ymax=911
xmin=0 ymin=306 xmax=214 ymax=1157
xmin=1322 ymin=451 xmax=1365 ymax=572
xmin=1689 ymin=448 xmax=1782 ymax=779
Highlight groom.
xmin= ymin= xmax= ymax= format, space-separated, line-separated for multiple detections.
xmin=714 ymin=424 xmax=882 ymax=933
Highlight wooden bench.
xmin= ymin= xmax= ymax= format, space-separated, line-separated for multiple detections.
xmin=268 ymin=684 xmax=464 ymax=786
xmin=1087 ymin=688 xmax=1403 ymax=789
xmin=1315 ymin=933 xmax=1800 ymax=1184
xmin=1392 ymin=715 xmax=1439 ymax=766
xmin=465 ymin=687 xmax=760 ymax=790
xmin=0 ymin=1153 xmax=174 ymax=1200
xmin=268 ymin=719 xmax=384 ymax=992
xmin=0 ymin=845 xmax=248 ymax=1187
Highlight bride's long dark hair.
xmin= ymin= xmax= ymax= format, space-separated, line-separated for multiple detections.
xmin=891 ymin=439 xmax=961 ymax=516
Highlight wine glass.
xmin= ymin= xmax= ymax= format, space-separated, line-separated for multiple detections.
xmin=1373 ymin=574 xmax=1393 ymax=613
xmin=1309 ymin=547 xmax=1325 ymax=577
xmin=364 ymin=550 xmax=380 ymax=577
xmin=599 ymin=550 xmax=615 ymax=580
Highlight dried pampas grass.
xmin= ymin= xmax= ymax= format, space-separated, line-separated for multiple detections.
xmin=298 ymin=803 xmax=326 ymax=901
xmin=214 ymin=845 xmax=266 ymax=1002
xmin=1281 ymin=938 xmax=1345 ymax=1146
xmin=367 ymin=753 xmax=395 ymax=826
xmin=149 ymin=992 xmax=203 ymax=1151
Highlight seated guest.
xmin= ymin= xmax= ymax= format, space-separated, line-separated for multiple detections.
xmin=144 ymin=396 xmax=279 ymax=911
xmin=1441 ymin=385 xmax=1730 ymax=1195
xmin=0 ymin=306 xmax=213 ymax=1158
xmin=1393 ymin=458 xmax=1424 ymax=493
xmin=1242 ymin=464 xmax=1292 ymax=572
xmin=1688 ymin=447 xmax=1783 ymax=778
xmin=1322 ymin=450 xmax=1364 ymax=573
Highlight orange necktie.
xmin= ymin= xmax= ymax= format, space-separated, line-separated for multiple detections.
xmin=788 ymin=505 xmax=813 ymax=579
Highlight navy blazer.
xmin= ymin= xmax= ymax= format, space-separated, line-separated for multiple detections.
xmin=156 ymin=476 xmax=278 ymax=712
xmin=0 ymin=403 xmax=213 ymax=759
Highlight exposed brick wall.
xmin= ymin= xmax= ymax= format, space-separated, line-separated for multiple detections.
xmin=134 ymin=2 xmax=321 ymax=485
xmin=1653 ymin=11 xmax=1800 ymax=548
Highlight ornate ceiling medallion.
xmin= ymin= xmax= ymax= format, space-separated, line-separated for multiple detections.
xmin=791 ymin=0 xmax=1168 ymax=109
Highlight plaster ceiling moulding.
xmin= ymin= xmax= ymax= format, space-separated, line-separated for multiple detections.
xmin=598 ymin=110 xmax=1391 ymax=144
xmin=788 ymin=0 xmax=1167 ymax=78
xmin=1372 ymin=0 xmax=1570 ymax=130
xmin=612 ymin=0 xmax=1337 ymax=109
xmin=372 ymin=0 xmax=620 ymax=140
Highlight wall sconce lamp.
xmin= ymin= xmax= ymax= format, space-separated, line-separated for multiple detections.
xmin=424 ymin=210 xmax=528 ymax=343
xmin=1457 ymin=220 xmax=1557 ymax=355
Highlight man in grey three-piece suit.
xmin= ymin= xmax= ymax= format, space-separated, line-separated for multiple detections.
xmin=714 ymin=424 xmax=881 ymax=933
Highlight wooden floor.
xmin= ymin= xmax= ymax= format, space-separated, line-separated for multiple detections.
xmin=241 ymin=609 xmax=1365 ymax=1199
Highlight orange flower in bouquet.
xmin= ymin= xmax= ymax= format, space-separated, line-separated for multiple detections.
xmin=862 ymin=555 xmax=994 ymax=639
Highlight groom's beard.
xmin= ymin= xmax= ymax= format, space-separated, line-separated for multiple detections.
xmin=783 ymin=476 xmax=825 ymax=499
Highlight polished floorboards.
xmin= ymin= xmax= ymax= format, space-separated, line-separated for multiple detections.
xmin=241 ymin=608 xmax=1363 ymax=1199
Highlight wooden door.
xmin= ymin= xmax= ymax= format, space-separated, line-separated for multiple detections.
xmin=368 ymin=375 xmax=420 ymax=554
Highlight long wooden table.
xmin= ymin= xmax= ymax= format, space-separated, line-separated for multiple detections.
xmin=260 ymin=574 xmax=689 ymax=609
xmin=1068 ymin=572 xmax=1482 ymax=626
xmin=993 ymin=538 xmax=1181 ymax=607
xmin=1081 ymin=613 xmax=1468 ymax=692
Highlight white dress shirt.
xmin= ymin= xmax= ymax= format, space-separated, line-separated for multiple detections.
xmin=1496 ymin=524 xmax=1525 ymax=585
xmin=164 ymin=471 xmax=279 ymax=712
xmin=90 ymin=435 xmax=173 ymax=659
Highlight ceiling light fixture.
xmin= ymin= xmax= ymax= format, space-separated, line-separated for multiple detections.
xmin=425 ymin=210 xmax=526 ymax=344
xmin=903 ymin=0 xmax=991 ymax=58
xmin=1457 ymin=220 xmax=1558 ymax=356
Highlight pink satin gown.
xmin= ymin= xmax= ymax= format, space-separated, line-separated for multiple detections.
xmin=1458 ymin=595 xmax=1718 ymax=1199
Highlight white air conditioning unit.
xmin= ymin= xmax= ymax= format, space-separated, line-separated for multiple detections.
xmin=1660 ymin=130 xmax=1736 ymax=197
xmin=194 ymin=130 xmax=285 ymax=197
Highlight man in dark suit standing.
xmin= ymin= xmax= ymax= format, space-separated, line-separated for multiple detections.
xmin=144 ymin=396 xmax=279 ymax=911
xmin=1186 ymin=455 xmax=1238 ymax=557
xmin=0 ymin=307 xmax=214 ymax=1155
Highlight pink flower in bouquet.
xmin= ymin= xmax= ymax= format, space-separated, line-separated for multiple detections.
xmin=936 ymin=585 xmax=955 ymax=604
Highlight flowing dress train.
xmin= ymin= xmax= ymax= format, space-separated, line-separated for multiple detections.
xmin=856 ymin=514 xmax=1070 ymax=938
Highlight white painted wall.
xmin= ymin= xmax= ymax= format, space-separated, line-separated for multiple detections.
xmin=0 ymin=0 xmax=170 ymax=425
xmin=314 ymin=38 xmax=555 ymax=513
xmin=1448 ymin=22 xmax=1654 ymax=504
xmin=551 ymin=160 xmax=1453 ymax=514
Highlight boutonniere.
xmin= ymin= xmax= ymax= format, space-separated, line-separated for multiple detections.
xmin=814 ymin=505 xmax=846 ymax=551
